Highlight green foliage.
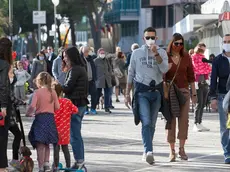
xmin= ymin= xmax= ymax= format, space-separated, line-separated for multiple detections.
xmin=184 ymin=38 xmax=199 ymax=51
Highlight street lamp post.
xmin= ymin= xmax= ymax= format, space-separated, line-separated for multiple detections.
xmin=38 ymin=0 xmax=41 ymax=52
xmin=52 ymin=0 xmax=59 ymax=53
xmin=9 ymin=0 xmax=13 ymax=40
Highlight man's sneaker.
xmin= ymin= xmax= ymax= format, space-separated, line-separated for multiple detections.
xmin=225 ymin=157 xmax=230 ymax=164
xmin=90 ymin=109 xmax=97 ymax=115
xmin=199 ymin=123 xmax=210 ymax=131
xmin=146 ymin=152 xmax=155 ymax=165
xmin=193 ymin=124 xmax=202 ymax=132
xmin=84 ymin=110 xmax=89 ymax=115
xmin=9 ymin=159 xmax=20 ymax=169
xmin=142 ymin=153 xmax=147 ymax=161
xmin=109 ymin=106 xmax=115 ymax=109
xmin=105 ymin=108 xmax=112 ymax=113
xmin=71 ymin=162 xmax=85 ymax=169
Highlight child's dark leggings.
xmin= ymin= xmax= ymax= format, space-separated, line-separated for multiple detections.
xmin=9 ymin=124 xmax=22 ymax=160
xmin=53 ymin=144 xmax=71 ymax=168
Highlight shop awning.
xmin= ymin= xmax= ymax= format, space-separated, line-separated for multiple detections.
xmin=173 ymin=14 xmax=219 ymax=35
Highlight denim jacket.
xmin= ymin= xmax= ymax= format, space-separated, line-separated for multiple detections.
xmin=132 ymin=81 xmax=171 ymax=128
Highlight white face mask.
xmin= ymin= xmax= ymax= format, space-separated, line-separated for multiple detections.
xmin=39 ymin=56 xmax=44 ymax=61
xmin=89 ymin=51 xmax=93 ymax=56
xmin=223 ymin=43 xmax=230 ymax=53
xmin=146 ymin=39 xmax=155 ymax=47
xmin=99 ymin=54 xmax=105 ymax=59
xmin=10 ymin=78 xmax=13 ymax=84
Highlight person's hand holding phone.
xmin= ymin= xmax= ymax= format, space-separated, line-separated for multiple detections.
xmin=1 ymin=108 xmax=7 ymax=117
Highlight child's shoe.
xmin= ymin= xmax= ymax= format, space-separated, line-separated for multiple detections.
xmin=9 ymin=159 xmax=20 ymax=169
xmin=44 ymin=162 xmax=51 ymax=172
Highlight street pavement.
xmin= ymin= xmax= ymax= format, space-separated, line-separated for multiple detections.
xmin=7 ymin=97 xmax=230 ymax=172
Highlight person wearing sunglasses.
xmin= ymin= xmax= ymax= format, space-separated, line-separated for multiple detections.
xmin=125 ymin=27 xmax=168 ymax=165
xmin=165 ymin=33 xmax=196 ymax=162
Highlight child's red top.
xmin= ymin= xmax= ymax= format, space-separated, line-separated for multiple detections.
xmin=54 ymin=98 xmax=78 ymax=145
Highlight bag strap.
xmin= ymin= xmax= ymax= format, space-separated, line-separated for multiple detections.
xmin=169 ymin=57 xmax=182 ymax=86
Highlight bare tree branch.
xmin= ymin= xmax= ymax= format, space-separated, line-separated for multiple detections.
xmin=99 ymin=0 xmax=108 ymax=17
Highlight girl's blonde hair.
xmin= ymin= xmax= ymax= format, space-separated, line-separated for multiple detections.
xmin=194 ymin=46 xmax=205 ymax=54
xmin=35 ymin=72 xmax=53 ymax=103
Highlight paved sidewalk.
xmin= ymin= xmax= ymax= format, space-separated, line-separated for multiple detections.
xmin=7 ymin=98 xmax=230 ymax=172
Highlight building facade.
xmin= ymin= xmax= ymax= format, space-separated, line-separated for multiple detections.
xmin=104 ymin=0 xmax=207 ymax=53
xmin=174 ymin=0 xmax=230 ymax=56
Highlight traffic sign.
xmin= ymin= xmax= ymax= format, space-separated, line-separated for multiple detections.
xmin=33 ymin=11 xmax=46 ymax=24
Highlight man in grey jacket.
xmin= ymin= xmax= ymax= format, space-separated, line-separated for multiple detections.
xmin=94 ymin=48 xmax=113 ymax=113
xmin=52 ymin=47 xmax=66 ymax=85
xmin=125 ymin=27 xmax=168 ymax=164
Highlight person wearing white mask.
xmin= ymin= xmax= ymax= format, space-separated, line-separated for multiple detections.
xmin=210 ymin=34 xmax=230 ymax=164
xmin=125 ymin=27 xmax=168 ymax=164
xmin=30 ymin=51 xmax=47 ymax=88
xmin=81 ymin=46 xmax=98 ymax=115
xmin=94 ymin=48 xmax=113 ymax=113
xmin=46 ymin=46 xmax=57 ymax=76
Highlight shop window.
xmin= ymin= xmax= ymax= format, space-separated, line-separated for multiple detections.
xmin=168 ymin=5 xmax=174 ymax=27
xmin=121 ymin=21 xmax=138 ymax=37
xmin=152 ymin=6 xmax=166 ymax=28
xmin=142 ymin=0 xmax=150 ymax=8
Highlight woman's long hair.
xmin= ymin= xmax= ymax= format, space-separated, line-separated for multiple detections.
xmin=167 ymin=33 xmax=185 ymax=57
xmin=0 ymin=37 xmax=13 ymax=64
xmin=62 ymin=46 xmax=85 ymax=69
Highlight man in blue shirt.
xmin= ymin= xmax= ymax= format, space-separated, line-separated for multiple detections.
xmin=210 ymin=34 xmax=230 ymax=164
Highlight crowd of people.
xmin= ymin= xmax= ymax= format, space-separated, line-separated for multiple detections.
xmin=0 ymin=26 xmax=230 ymax=171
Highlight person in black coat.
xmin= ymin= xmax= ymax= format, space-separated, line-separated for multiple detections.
xmin=81 ymin=46 xmax=98 ymax=114
xmin=46 ymin=46 xmax=57 ymax=76
xmin=61 ymin=46 xmax=88 ymax=169
xmin=0 ymin=37 xmax=12 ymax=170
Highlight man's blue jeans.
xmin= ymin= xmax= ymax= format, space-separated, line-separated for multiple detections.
xmin=218 ymin=94 xmax=230 ymax=159
xmin=138 ymin=91 xmax=161 ymax=153
xmin=97 ymin=88 xmax=110 ymax=109
xmin=71 ymin=106 xmax=86 ymax=163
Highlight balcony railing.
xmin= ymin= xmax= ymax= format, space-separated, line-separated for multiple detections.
xmin=104 ymin=0 xmax=140 ymax=23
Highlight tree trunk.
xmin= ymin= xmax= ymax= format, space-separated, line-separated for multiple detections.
xmin=69 ymin=18 xmax=76 ymax=46
xmin=32 ymin=30 xmax=37 ymax=55
xmin=88 ymin=12 xmax=101 ymax=52
xmin=57 ymin=19 xmax=62 ymax=48
xmin=95 ymin=13 xmax=102 ymax=52
xmin=63 ymin=27 xmax=70 ymax=47
xmin=47 ymin=23 xmax=53 ymax=47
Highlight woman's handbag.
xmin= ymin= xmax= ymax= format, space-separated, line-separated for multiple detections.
xmin=111 ymin=74 xmax=118 ymax=86
xmin=164 ymin=57 xmax=182 ymax=99
xmin=114 ymin=67 xmax=123 ymax=78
